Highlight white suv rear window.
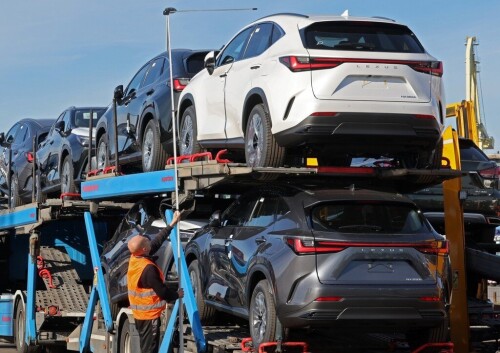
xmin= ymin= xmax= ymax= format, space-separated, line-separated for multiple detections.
xmin=304 ymin=21 xmax=425 ymax=53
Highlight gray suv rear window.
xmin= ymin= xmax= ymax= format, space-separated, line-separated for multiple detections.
xmin=304 ymin=21 xmax=425 ymax=53
xmin=311 ymin=202 xmax=429 ymax=234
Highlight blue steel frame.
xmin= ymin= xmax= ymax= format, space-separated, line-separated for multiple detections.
xmin=26 ymin=253 xmax=37 ymax=345
xmin=0 ymin=206 xmax=37 ymax=230
xmin=80 ymin=212 xmax=114 ymax=353
xmin=81 ymin=169 xmax=176 ymax=199
xmin=159 ymin=209 xmax=206 ymax=353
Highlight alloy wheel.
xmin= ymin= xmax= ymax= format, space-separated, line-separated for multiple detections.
xmin=180 ymin=114 xmax=194 ymax=155
xmin=251 ymin=292 xmax=267 ymax=343
xmin=142 ymin=127 xmax=155 ymax=171
xmin=246 ymin=113 xmax=264 ymax=167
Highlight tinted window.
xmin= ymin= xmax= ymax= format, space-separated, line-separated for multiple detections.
xmin=217 ymin=27 xmax=253 ymax=66
xmin=460 ymin=143 xmax=489 ymax=162
xmin=186 ymin=52 xmax=208 ymax=74
xmin=62 ymin=111 xmax=72 ymax=132
xmin=223 ymin=197 xmax=257 ymax=226
xmin=272 ymin=24 xmax=285 ymax=44
xmin=304 ymin=22 xmax=425 ymax=53
xmin=126 ymin=64 xmax=149 ymax=95
xmin=72 ymin=109 xmax=106 ymax=128
xmin=143 ymin=58 xmax=165 ymax=87
xmin=311 ymin=202 xmax=428 ymax=234
xmin=5 ymin=124 xmax=20 ymax=144
xmin=243 ymin=23 xmax=274 ymax=59
xmin=246 ymin=196 xmax=278 ymax=227
xmin=17 ymin=124 xmax=29 ymax=143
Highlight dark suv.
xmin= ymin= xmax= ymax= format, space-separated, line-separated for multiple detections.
xmin=95 ymin=49 xmax=210 ymax=173
xmin=185 ymin=184 xmax=451 ymax=348
xmin=37 ymin=107 xmax=106 ymax=199
xmin=0 ymin=119 xmax=55 ymax=207
xmin=408 ymin=138 xmax=500 ymax=246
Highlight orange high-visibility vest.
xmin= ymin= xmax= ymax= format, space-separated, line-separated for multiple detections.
xmin=127 ymin=255 xmax=167 ymax=320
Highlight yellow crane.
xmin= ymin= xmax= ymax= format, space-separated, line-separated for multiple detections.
xmin=446 ymin=36 xmax=494 ymax=149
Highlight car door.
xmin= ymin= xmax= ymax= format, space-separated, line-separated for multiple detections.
xmin=225 ymin=194 xmax=280 ymax=309
xmin=197 ymin=27 xmax=253 ymax=143
xmin=224 ymin=23 xmax=274 ymax=140
xmin=0 ymin=123 xmax=20 ymax=190
xmin=205 ymin=195 xmax=257 ymax=308
xmin=116 ymin=63 xmax=150 ymax=157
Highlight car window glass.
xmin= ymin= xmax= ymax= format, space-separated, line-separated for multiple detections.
xmin=460 ymin=144 xmax=489 ymax=161
xmin=62 ymin=111 xmax=72 ymax=132
xmin=126 ymin=63 xmax=149 ymax=96
xmin=271 ymin=24 xmax=285 ymax=44
xmin=276 ymin=198 xmax=290 ymax=218
xmin=243 ymin=23 xmax=274 ymax=59
xmin=49 ymin=113 xmax=64 ymax=137
xmin=16 ymin=124 xmax=29 ymax=143
xmin=217 ymin=27 xmax=253 ymax=66
xmin=311 ymin=202 xmax=429 ymax=234
xmin=245 ymin=196 xmax=278 ymax=227
xmin=142 ymin=58 xmax=165 ymax=87
xmin=304 ymin=22 xmax=425 ymax=53
xmin=186 ymin=52 xmax=208 ymax=74
xmin=5 ymin=124 xmax=20 ymax=144
xmin=73 ymin=109 xmax=105 ymax=128
xmin=223 ymin=196 xmax=257 ymax=226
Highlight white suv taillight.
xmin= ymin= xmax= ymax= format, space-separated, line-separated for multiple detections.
xmin=279 ymin=56 xmax=443 ymax=77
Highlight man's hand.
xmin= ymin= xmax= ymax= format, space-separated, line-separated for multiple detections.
xmin=177 ymin=288 xmax=184 ymax=299
xmin=169 ymin=210 xmax=181 ymax=227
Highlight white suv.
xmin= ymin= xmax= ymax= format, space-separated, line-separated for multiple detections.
xmin=178 ymin=13 xmax=445 ymax=168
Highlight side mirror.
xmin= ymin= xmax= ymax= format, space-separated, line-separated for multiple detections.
xmin=114 ymin=85 xmax=124 ymax=101
xmin=209 ymin=210 xmax=221 ymax=227
xmin=54 ymin=120 xmax=65 ymax=133
xmin=0 ymin=132 xmax=5 ymax=147
xmin=204 ymin=51 xmax=216 ymax=75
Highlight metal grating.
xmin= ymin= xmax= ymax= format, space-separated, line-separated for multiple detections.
xmin=35 ymin=246 xmax=89 ymax=314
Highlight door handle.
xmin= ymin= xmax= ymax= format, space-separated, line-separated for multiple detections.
xmin=250 ymin=65 xmax=261 ymax=70
xmin=219 ymin=73 xmax=227 ymax=78
xmin=146 ymin=89 xmax=155 ymax=96
xmin=255 ymin=237 xmax=266 ymax=245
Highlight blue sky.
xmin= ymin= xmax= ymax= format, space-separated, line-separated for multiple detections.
xmin=1 ymin=0 xmax=499 ymax=151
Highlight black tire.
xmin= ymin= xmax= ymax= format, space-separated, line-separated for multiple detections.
xmin=10 ymin=174 xmax=23 ymax=208
xmin=407 ymin=317 xmax=449 ymax=350
xmin=14 ymin=301 xmax=40 ymax=353
xmin=119 ymin=317 xmax=131 ymax=353
xmin=35 ymin=172 xmax=46 ymax=204
xmin=249 ymin=279 xmax=277 ymax=349
xmin=142 ymin=120 xmax=168 ymax=172
xmin=245 ymin=104 xmax=285 ymax=169
xmin=188 ymin=260 xmax=216 ymax=323
xmin=429 ymin=141 xmax=443 ymax=169
xmin=97 ymin=133 xmax=110 ymax=170
xmin=179 ymin=106 xmax=202 ymax=156
xmin=60 ymin=155 xmax=76 ymax=197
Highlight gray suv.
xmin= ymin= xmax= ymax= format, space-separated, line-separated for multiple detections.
xmin=185 ymin=184 xmax=451 ymax=349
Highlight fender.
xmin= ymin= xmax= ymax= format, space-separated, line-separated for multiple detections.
xmin=242 ymin=88 xmax=269 ymax=132
xmin=246 ymin=262 xmax=276 ymax=306
xmin=138 ymin=105 xmax=159 ymax=146
xmin=178 ymin=93 xmax=196 ymax=121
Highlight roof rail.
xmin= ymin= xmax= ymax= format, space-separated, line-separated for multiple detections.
xmin=254 ymin=13 xmax=309 ymax=22
xmin=372 ymin=16 xmax=396 ymax=22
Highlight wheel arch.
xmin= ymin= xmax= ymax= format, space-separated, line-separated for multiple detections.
xmin=138 ymin=110 xmax=156 ymax=146
xmin=246 ymin=265 xmax=274 ymax=307
xmin=242 ymin=88 xmax=269 ymax=133
xmin=178 ymin=94 xmax=196 ymax=122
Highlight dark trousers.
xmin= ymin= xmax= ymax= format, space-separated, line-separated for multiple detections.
xmin=135 ymin=317 xmax=161 ymax=353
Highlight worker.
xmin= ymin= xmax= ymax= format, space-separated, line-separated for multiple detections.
xmin=127 ymin=210 xmax=185 ymax=353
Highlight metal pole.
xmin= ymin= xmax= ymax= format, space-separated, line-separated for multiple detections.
xmin=7 ymin=148 xmax=12 ymax=209
xmin=31 ymin=136 xmax=36 ymax=203
xmin=112 ymin=98 xmax=120 ymax=174
xmin=88 ymin=109 xmax=93 ymax=174
xmin=164 ymin=8 xmax=184 ymax=352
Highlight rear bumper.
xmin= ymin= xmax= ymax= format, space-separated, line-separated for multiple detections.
xmin=279 ymin=297 xmax=446 ymax=329
xmin=274 ymin=112 xmax=441 ymax=153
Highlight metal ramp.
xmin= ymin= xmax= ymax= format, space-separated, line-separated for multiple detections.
xmin=35 ymin=246 xmax=89 ymax=315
